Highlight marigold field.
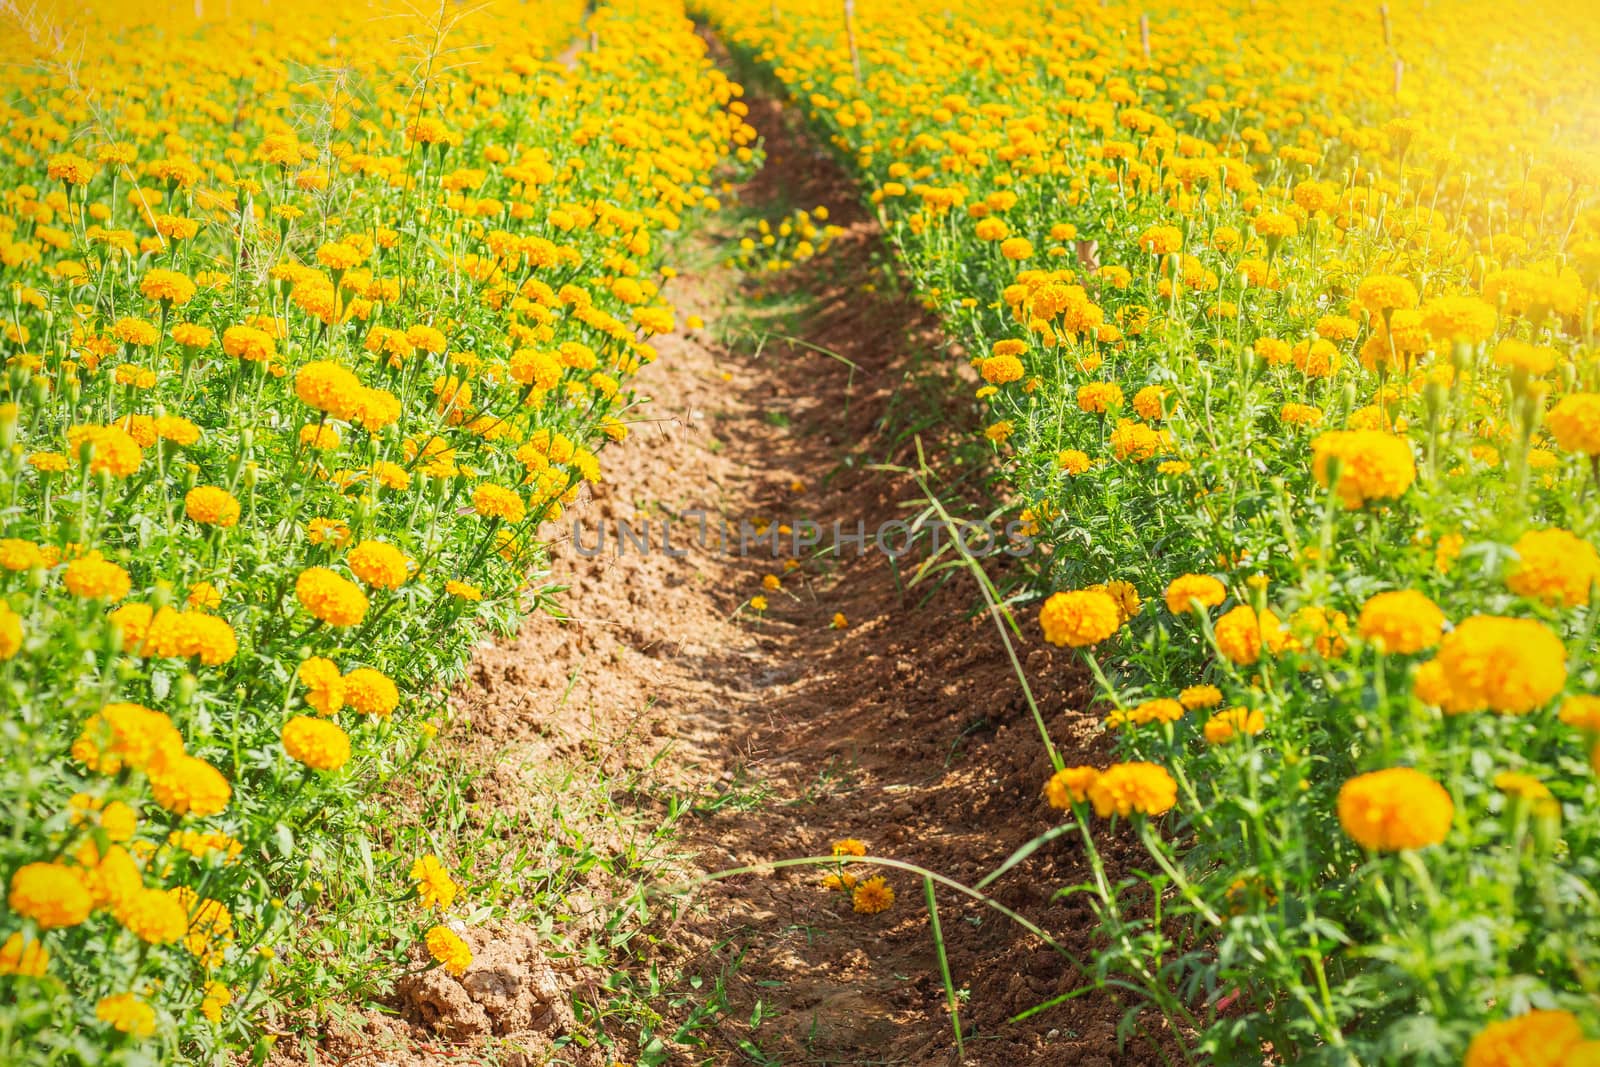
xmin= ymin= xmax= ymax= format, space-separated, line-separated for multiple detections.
xmin=5 ymin=0 xmax=1600 ymax=1063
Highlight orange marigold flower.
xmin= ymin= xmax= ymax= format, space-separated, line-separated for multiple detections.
xmin=1203 ymin=706 xmax=1265 ymax=744
xmin=343 ymin=667 xmax=399 ymax=717
xmin=1087 ymin=762 xmax=1177 ymax=818
xmin=1213 ymin=605 xmax=1286 ymax=665
xmin=1506 ymin=528 xmax=1600 ymax=607
xmin=1164 ymin=574 xmax=1226 ymax=616
xmin=425 ymin=925 xmax=473 ymax=975
xmin=851 ymin=876 xmax=895 ymax=914
xmin=184 ymin=486 xmax=241 ymax=528
xmin=1356 ymin=590 xmax=1445 ymax=654
xmin=1039 ymin=589 xmax=1122 ymax=647
xmin=282 ymin=715 xmax=351 ymax=772
xmin=347 ymin=540 xmax=409 ymax=589
xmin=1044 ymin=766 xmax=1101 ymax=809
xmin=1337 ymin=767 xmax=1453 ymax=851
xmin=1465 ymin=1011 xmax=1586 ymax=1067
xmin=295 ymin=567 xmax=369 ymax=627
xmin=9 ymin=862 xmax=92 ymax=929
xmin=1546 ymin=394 xmax=1600 ymax=456
xmin=1427 ymin=616 xmax=1567 ymax=715
xmin=1310 ymin=430 xmax=1416 ymax=508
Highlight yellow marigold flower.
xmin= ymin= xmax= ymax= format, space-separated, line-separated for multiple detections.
xmin=1088 ymin=762 xmax=1177 ymax=818
xmin=1039 ymin=589 xmax=1122 ymax=647
xmin=1137 ymin=225 xmax=1182 ymax=255
xmin=0 ymin=539 xmax=45 ymax=571
xmin=221 ymin=324 xmax=275 ymax=363
xmin=47 ymin=152 xmax=96 ymax=185
xmin=410 ymin=855 xmax=461 ymax=910
xmin=1429 ymin=616 xmax=1567 ymax=715
xmin=1356 ymin=590 xmax=1445 ymax=654
xmin=1546 ymin=394 xmax=1600 ymax=456
xmin=95 ymin=993 xmax=157 ymax=1038
xmin=1465 ymin=1011 xmax=1586 ymax=1067
xmin=1213 ymin=605 xmax=1286 ymax=665
xmin=1493 ymin=772 xmax=1559 ymax=818
xmin=1057 ymin=449 xmax=1092 ymax=474
xmin=830 ymin=612 xmax=848 ymax=629
xmin=1044 ymin=766 xmax=1100 ymax=809
xmin=832 ymin=839 xmax=868 ymax=857
xmin=1280 ymin=402 xmax=1324 ymax=427
xmin=300 ymin=422 xmax=340 ymax=447
xmin=1203 ymin=706 xmax=1266 ymax=744
xmin=201 ymin=982 xmax=232 ymax=1023
xmin=184 ymin=486 xmax=241 ymax=528
xmin=1337 ymin=767 xmax=1453 ymax=851
xmin=0 ymin=602 xmax=21 ymax=660
xmin=9 ymin=862 xmax=92 ymax=929
xmin=73 ymin=702 xmax=182 ymax=774
xmin=68 ymin=424 xmax=143 ymax=477
xmin=347 ymin=540 xmax=409 ymax=589
xmin=1420 ymin=294 xmax=1497 ymax=344
xmin=980 ymin=353 xmax=1024 ymax=384
xmin=1110 ymin=698 xmax=1184 ymax=728
xmin=294 ymin=360 xmax=364 ymax=420
xmin=343 ymin=667 xmax=399 ymax=717
xmin=1310 ymin=430 xmax=1416 ymax=508
xmin=1164 ymin=574 xmax=1225 ymax=616
xmin=1076 ymin=381 xmax=1124 ymax=413
xmin=0 ymin=932 xmax=49 ymax=977
xmin=445 ymin=580 xmax=482 ymax=602
xmin=186 ymin=581 xmax=222 ymax=612
xmin=1000 ymin=236 xmax=1033 ymax=260
xmin=750 ymin=595 xmax=768 ymax=612
xmin=1559 ymin=696 xmax=1600 ymax=733
xmin=852 ymin=876 xmax=895 ymax=914
xmin=307 ymin=517 xmax=352 ymax=547
xmin=425 ymin=925 xmax=473 ymax=975
xmin=139 ymin=268 xmax=195 ymax=306
xmin=116 ymin=886 xmax=188 ymax=944
xmin=472 ymin=483 xmax=527 ymax=524
xmin=282 ymin=715 xmax=351 ymax=772
xmin=148 ymin=753 xmax=231 ymax=817
xmin=295 ymin=567 xmax=368 ymax=627
xmin=1179 ymin=685 xmax=1223 ymax=710
xmin=171 ymin=322 xmax=213 ymax=349
xmin=1132 ymin=385 xmax=1168 ymax=421
xmin=299 ymin=657 xmax=344 ymax=715
xmin=1356 ymin=274 xmax=1419 ymax=316
xmin=1506 ymin=528 xmax=1600 ymax=607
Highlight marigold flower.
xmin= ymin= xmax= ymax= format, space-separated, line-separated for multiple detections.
xmin=980 ymin=353 xmax=1024 ymax=384
xmin=95 ymin=993 xmax=157 ymax=1038
xmin=1109 ymin=698 xmax=1184 ymax=728
xmin=1213 ymin=605 xmax=1286 ymax=665
xmin=1427 ymin=615 xmax=1567 ymax=715
xmin=1076 ymin=381 xmax=1124 ymax=413
xmin=201 ymin=982 xmax=232 ymax=1023
xmin=1559 ymin=696 xmax=1600 ymax=733
xmin=73 ymin=702 xmax=183 ymax=774
xmin=851 ymin=876 xmax=895 ymax=914
xmin=832 ymin=839 xmax=868 ymax=857
xmin=139 ymin=268 xmax=195 ymax=306
xmin=1164 ymin=574 xmax=1226 ymax=616
xmin=9 ymin=862 xmax=92 ymax=929
xmin=221 ymin=324 xmax=275 ymax=363
xmin=1310 ymin=430 xmax=1417 ymax=508
xmin=0 ymin=932 xmax=49 ymax=977
xmin=295 ymin=567 xmax=368 ymax=627
xmin=148 ymin=753 xmax=231 ymax=816
xmin=425 ymin=925 xmax=473 ymax=975
xmin=184 ymin=486 xmax=241 ymax=528
xmin=343 ymin=667 xmax=399 ymax=717
xmin=0 ymin=603 xmax=21 ymax=660
xmin=1357 ymin=590 xmax=1445 ymax=654
xmin=410 ymin=855 xmax=461 ymax=910
xmin=298 ymin=657 xmax=344 ymax=715
xmin=1057 ymin=449 xmax=1092 ymax=474
xmin=1039 ymin=589 xmax=1122 ymax=647
xmin=294 ymin=360 xmax=364 ymax=420
xmin=347 ymin=540 xmax=410 ymax=589
xmin=1547 ymin=394 xmax=1600 ymax=456
xmin=1179 ymin=684 xmax=1222 ymax=710
xmin=1465 ymin=1011 xmax=1586 ymax=1067
xmin=1087 ymin=762 xmax=1177 ymax=818
xmin=1356 ymin=273 xmax=1419 ymax=317
xmin=472 ymin=483 xmax=527 ymax=524
xmin=1506 ymin=528 xmax=1600 ymax=607
xmin=1203 ymin=706 xmax=1265 ymax=744
xmin=1044 ymin=766 xmax=1100 ymax=809
xmin=116 ymin=886 xmax=189 ymax=944
xmin=282 ymin=715 xmax=351 ymax=772
xmin=1337 ymin=767 xmax=1453 ymax=851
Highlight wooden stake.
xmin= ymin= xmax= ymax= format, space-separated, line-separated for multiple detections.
xmin=1393 ymin=57 xmax=1404 ymax=98
xmin=1139 ymin=13 xmax=1150 ymax=62
xmin=1379 ymin=3 xmax=1390 ymax=47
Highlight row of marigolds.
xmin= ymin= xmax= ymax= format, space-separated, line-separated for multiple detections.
xmin=0 ymin=0 xmax=755 ymax=1059
xmin=699 ymin=0 xmax=1600 ymax=1062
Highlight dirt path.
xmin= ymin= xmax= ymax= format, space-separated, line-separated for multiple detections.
xmin=323 ymin=83 xmax=1163 ymax=1067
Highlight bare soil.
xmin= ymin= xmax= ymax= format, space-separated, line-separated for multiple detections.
xmin=291 ymin=80 xmax=1168 ymax=1067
